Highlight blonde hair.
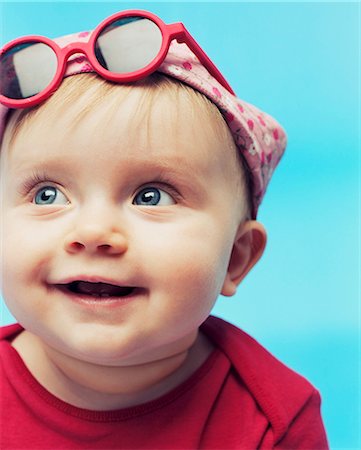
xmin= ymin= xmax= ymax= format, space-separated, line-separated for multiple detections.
xmin=4 ymin=73 xmax=251 ymax=220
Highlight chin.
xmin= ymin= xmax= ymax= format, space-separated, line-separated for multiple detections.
xmin=55 ymin=330 xmax=147 ymax=366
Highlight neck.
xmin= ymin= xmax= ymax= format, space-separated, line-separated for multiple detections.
xmin=11 ymin=329 xmax=214 ymax=410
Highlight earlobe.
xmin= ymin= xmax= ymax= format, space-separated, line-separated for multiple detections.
xmin=221 ymin=273 xmax=238 ymax=297
xmin=221 ymin=221 xmax=267 ymax=297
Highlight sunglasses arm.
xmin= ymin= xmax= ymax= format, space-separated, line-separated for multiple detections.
xmin=168 ymin=23 xmax=235 ymax=96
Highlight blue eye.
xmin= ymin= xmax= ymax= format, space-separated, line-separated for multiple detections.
xmin=33 ymin=186 xmax=68 ymax=205
xmin=133 ymin=187 xmax=175 ymax=206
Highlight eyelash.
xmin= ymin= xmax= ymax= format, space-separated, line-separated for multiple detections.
xmin=19 ymin=172 xmax=182 ymax=202
xmin=134 ymin=180 xmax=181 ymax=201
xmin=19 ymin=172 xmax=60 ymax=197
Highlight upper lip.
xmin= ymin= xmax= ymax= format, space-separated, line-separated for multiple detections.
xmin=48 ymin=276 xmax=135 ymax=287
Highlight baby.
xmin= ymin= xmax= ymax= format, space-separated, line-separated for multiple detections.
xmin=0 ymin=10 xmax=328 ymax=449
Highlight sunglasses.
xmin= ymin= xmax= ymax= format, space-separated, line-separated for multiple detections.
xmin=0 ymin=9 xmax=235 ymax=109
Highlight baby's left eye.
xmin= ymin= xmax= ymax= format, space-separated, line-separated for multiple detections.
xmin=133 ymin=187 xmax=175 ymax=206
xmin=33 ymin=186 xmax=69 ymax=205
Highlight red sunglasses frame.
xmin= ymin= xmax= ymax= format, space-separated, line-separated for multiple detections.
xmin=0 ymin=9 xmax=235 ymax=109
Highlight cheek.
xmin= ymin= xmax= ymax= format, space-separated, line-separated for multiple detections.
xmin=1 ymin=221 xmax=62 ymax=331
xmin=135 ymin=215 xmax=233 ymax=300
xmin=0 ymin=212 xmax=59 ymax=309
xmin=135 ymin=222 xmax=234 ymax=343
xmin=2 ymin=218 xmax=50 ymax=273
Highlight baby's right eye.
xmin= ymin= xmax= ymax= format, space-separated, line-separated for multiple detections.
xmin=33 ymin=186 xmax=69 ymax=205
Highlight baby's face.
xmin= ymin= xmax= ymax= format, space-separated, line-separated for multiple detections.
xmin=0 ymin=88 xmax=243 ymax=365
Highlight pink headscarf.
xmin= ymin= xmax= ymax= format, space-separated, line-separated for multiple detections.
xmin=0 ymin=31 xmax=287 ymax=218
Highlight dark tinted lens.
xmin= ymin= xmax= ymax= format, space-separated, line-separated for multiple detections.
xmin=95 ymin=16 xmax=162 ymax=74
xmin=0 ymin=41 xmax=57 ymax=99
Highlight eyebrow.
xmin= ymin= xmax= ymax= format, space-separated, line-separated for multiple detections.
xmin=130 ymin=156 xmax=201 ymax=176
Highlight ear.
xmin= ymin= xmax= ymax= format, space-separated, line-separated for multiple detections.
xmin=221 ymin=221 xmax=267 ymax=297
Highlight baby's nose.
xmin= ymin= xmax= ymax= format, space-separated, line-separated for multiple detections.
xmin=64 ymin=223 xmax=128 ymax=255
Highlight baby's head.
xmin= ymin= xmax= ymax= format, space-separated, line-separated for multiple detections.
xmin=0 ymin=15 xmax=286 ymax=365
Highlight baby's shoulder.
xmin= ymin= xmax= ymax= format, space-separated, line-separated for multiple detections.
xmin=202 ymin=316 xmax=320 ymax=441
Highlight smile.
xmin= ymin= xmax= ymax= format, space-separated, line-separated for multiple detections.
xmin=54 ymin=281 xmax=137 ymax=299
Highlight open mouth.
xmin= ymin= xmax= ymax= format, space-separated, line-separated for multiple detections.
xmin=54 ymin=281 xmax=137 ymax=299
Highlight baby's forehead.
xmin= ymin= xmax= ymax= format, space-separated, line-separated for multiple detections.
xmin=4 ymin=78 xmax=236 ymax=170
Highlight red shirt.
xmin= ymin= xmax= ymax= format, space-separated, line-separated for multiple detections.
xmin=0 ymin=316 xmax=329 ymax=449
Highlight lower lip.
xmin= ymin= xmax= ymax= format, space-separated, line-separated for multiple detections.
xmin=50 ymin=286 xmax=146 ymax=308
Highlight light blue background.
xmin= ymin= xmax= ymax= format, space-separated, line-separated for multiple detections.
xmin=0 ymin=2 xmax=359 ymax=449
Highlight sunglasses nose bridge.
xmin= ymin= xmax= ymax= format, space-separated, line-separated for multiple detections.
xmin=61 ymin=41 xmax=91 ymax=64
